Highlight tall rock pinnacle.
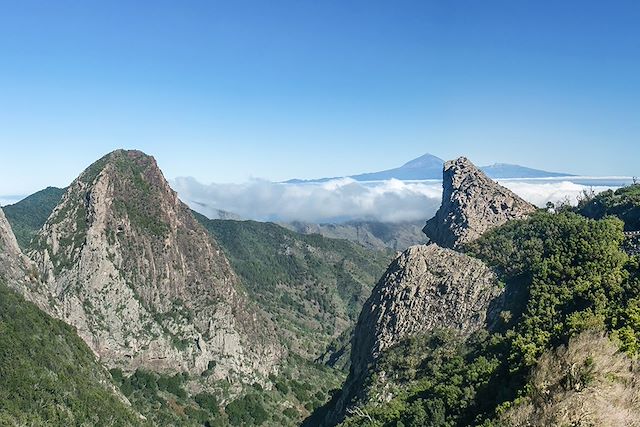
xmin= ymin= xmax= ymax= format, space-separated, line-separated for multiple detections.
xmin=424 ymin=157 xmax=536 ymax=249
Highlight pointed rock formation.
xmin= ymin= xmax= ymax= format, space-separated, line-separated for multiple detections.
xmin=319 ymin=244 xmax=503 ymax=425
xmin=424 ymin=157 xmax=536 ymax=249
xmin=29 ymin=150 xmax=282 ymax=378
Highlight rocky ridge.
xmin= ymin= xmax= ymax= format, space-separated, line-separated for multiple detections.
xmin=423 ymin=156 xmax=535 ymax=249
xmin=28 ymin=150 xmax=282 ymax=379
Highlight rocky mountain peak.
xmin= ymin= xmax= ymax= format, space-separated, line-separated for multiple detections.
xmin=321 ymin=244 xmax=504 ymax=425
xmin=423 ymin=156 xmax=536 ymax=249
xmin=29 ymin=149 xmax=282 ymax=379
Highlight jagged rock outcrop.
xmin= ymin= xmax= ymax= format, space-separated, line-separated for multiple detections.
xmin=424 ymin=157 xmax=535 ymax=249
xmin=29 ymin=150 xmax=282 ymax=379
xmin=0 ymin=207 xmax=53 ymax=310
xmin=319 ymin=244 xmax=503 ymax=425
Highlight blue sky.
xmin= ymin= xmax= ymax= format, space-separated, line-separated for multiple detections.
xmin=1 ymin=0 xmax=639 ymax=195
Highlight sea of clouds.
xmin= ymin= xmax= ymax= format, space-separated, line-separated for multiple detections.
xmin=170 ymin=176 xmax=630 ymax=224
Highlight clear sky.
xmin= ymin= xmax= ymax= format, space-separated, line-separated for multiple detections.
xmin=1 ymin=0 xmax=638 ymax=195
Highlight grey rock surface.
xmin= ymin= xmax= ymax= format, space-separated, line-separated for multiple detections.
xmin=352 ymin=244 xmax=502 ymax=369
xmin=0 ymin=207 xmax=54 ymax=310
xmin=28 ymin=150 xmax=282 ymax=380
xmin=424 ymin=157 xmax=536 ymax=249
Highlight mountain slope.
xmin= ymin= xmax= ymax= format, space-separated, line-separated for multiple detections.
xmin=0 ymin=279 xmax=144 ymax=426
xmin=480 ymin=162 xmax=571 ymax=179
xmin=195 ymin=215 xmax=394 ymax=359
xmin=0 ymin=207 xmax=54 ymax=310
xmin=314 ymin=245 xmax=503 ymax=426
xmin=283 ymin=220 xmax=427 ymax=251
xmin=323 ymin=211 xmax=637 ymax=427
xmin=310 ymin=157 xmax=639 ymax=427
xmin=499 ymin=331 xmax=640 ymax=427
xmin=1 ymin=205 xmax=142 ymax=425
xmin=28 ymin=149 xmax=281 ymax=379
xmin=578 ymin=183 xmax=640 ymax=231
xmin=2 ymin=186 xmax=66 ymax=250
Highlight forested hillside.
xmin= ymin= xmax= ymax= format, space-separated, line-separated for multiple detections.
xmin=0 ymin=280 xmax=144 ymax=425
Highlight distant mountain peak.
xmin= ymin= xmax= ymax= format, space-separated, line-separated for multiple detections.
xmin=287 ymin=152 xmax=570 ymax=183
xmin=400 ymin=153 xmax=444 ymax=169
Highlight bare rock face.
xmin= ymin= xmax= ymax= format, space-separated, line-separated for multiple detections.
xmin=352 ymin=245 xmax=502 ymax=370
xmin=29 ymin=150 xmax=282 ymax=379
xmin=322 ymin=244 xmax=503 ymax=425
xmin=424 ymin=157 xmax=535 ymax=249
xmin=0 ymin=207 xmax=30 ymax=281
xmin=0 ymin=207 xmax=53 ymax=310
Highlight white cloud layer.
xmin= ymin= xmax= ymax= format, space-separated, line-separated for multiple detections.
xmin=498 ymin=181 xmax=614 ymax=208
xmin=170 ymin=177 xmax=627 ymax=224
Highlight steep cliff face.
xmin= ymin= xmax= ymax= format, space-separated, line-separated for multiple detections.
xmin=29 ymin=150 xmax=281 ymax=378
xmin=320 ymin=244 xmax=502 ymax=425
xmin=0 ymin=207 xmax=53 ymax=310
xmin=424 ymin=157 xmax=535 ymax=249
xmin=351 ymin=245 xmax=502 ymax=373
xmin=0 ymin=207 xmax=31 ymax=283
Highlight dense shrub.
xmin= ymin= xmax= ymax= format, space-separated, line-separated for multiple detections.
xmin=194 ymin=392 xmax=219 ymax=415
xmin=225 ymin=394 xmax=269 ymax=426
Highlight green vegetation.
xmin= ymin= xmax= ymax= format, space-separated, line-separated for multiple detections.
xmin=336 ymin=330 xmax=502 ymax=427
xmin=110 ymin=153 xmax=170 ymax=238
xmin=467 ymin=211 xmax=632 ymax=367
xmin=2 ymin=186 xmax=65 ymax=249
xmin=578 ymin=183 xmax=640 ymax=230
xmin=196 ymin=215 xmax=393 ymax=357
xmin=0 ymin=280 xmax=143 ymax=426
xmin=108 ymin=368 xmax=230 ymax=426
xmin=333 ymin=210 xmax=640 ymax=426
xmin=226 ymin=393 xmax=268 ymax=425
xmin=105 ymin=353 xmax=344 ymax=426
